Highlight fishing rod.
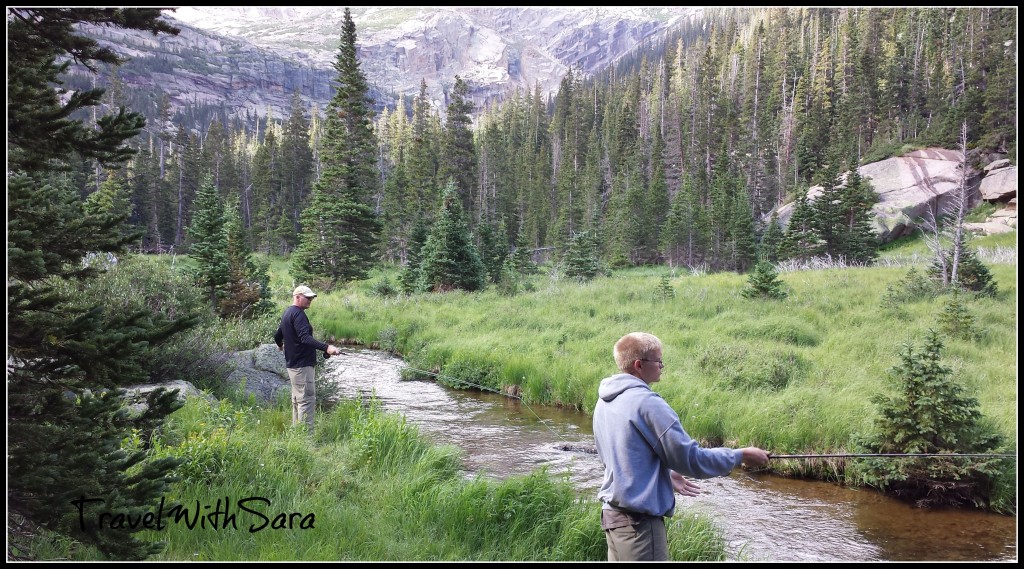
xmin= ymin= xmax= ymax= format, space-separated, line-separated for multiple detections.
xmin=770 ymin=453 xmax=1016 ymax=459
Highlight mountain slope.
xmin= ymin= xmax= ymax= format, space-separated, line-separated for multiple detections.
xmin=158 ymin=7 xmax=700 ymax=115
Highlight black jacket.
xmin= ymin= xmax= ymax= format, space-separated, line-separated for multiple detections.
xmin=274 ymin=305 xmax=329 ymax=368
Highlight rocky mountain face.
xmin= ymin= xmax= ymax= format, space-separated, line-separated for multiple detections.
xmin=76 ymin=7 xmax=700 ymax=122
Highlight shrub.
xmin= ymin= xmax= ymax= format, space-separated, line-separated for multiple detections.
xmin=741 ymin=261 xmax=787 ymax=300
xmin=851 ymin=330 xmax=1005 ymax=509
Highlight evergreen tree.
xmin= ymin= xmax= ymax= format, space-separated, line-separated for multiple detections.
xmin=562 ymin=230 xmax=603 ymax=282
xmin=399 ymin=216 xmax=429 ymax=294
xmin=477 ymin=218 xmax=510 ymax=285
xmin=741 ymin=260 xmax=788 ymax=299
xmin=853 ymin=330 xmax=1004 ymax=508
xmin=927 ymin=234 xmax=999 ymax=297
xmin=7 ymin=8 xmax=196 ymax=560
xmin=438 ymin=75 xmax=479 ymax=221
xmin=219 ymin=196 xmax=273 ymax=318
xmin=836 ymin=165 xmax=880 ymax=264
xmin=780 ymin=187 xmax=826 ymax=261
xmin=188 ymin=175 xmax=230 ymax=312
xmin=416 ymin=182 xmax=487 ymax=292
xmin=291 ymin=8 xmax=381 ymax=285
xmin=758 ymin=213 xmax=785 ymax=263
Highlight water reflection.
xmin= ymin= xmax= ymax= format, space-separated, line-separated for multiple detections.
xmin=325 ymin=350 xmax=1017 ymax=562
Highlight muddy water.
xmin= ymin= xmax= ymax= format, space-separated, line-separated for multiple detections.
xmin=324 ymin=350 xmax=1017 ymax=562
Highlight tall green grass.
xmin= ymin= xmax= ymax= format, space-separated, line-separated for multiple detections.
xmin=51 ymin=396 xmax=726 ymax=561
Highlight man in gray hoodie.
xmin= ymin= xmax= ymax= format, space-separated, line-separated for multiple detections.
xmin=593 ymin=332 xmax=770 ymax=561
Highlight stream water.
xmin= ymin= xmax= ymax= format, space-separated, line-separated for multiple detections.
xmin=325 ymin=350 xmax=1017 ymax=562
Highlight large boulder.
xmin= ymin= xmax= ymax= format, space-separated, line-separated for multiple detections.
xmin=224 ymin=343 xmax=291 ymax=403
xmin=772 ymin=148 xmax=982 ymax=243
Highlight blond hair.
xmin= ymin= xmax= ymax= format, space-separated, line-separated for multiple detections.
xmin=613 ymin=332 xmax=662 ymax=374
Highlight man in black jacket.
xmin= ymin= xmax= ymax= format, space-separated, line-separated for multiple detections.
xmin=274 ymin=285 xmax=341 ymax=430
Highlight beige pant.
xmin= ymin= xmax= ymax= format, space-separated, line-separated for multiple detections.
xmin=287 ymin=366 xmax=316 ymax=431
xmin=604 ymin=514 xmax=668 ymax=561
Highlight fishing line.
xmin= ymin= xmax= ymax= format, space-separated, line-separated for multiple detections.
xmin=329 ymin=350 xmax=572 ymax=444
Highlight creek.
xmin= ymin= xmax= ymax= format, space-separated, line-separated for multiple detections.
xmin=325 ymin=350 xmax=1017 ymax=562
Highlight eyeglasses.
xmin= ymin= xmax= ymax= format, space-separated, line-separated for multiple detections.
xmin=640 ymin=358 xmax=665 ymax=369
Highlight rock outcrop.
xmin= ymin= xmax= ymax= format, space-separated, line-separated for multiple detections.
xmin=772 ymin=149 xmax=1018 ymax=242
xmin=82 ymin=7 xmax=700 ymax=121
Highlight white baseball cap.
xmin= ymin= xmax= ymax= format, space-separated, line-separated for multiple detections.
xmin=292 ymin=285 xmax=317 ymax=298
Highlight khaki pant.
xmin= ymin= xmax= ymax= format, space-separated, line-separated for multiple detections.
xmin=287 ymin=366 xmax=316 ymax=431
xmin=603 ymin=510 xmax=668 ymax=561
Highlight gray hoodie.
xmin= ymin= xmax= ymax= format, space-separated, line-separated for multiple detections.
xmin=593 ymin=373 xmax=742 ymax=518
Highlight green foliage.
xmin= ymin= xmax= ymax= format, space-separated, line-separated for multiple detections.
xmin=7 ymin=8 xmax=193 ymax=560
xmin=851 ymin=330 xmax=1006 ymax=509
xmin=291 ymin=8 xmax=381 ymax=286
xmin=416 ymin=183 xmax=487 ymax=292
xmin=369 ymin=276 xmax=400 ymax=298
xmin=741 ymin=261 xmax=787 ymax=300
xmin=758 ymin=214 xmax=785 ymax=263
xmin=880 ymin=267 xmax=938 ymax=314
xmin=927 ymin=238 xmax=999 ymax=297
xmin=656 ymin=274 xmax=676 ymax=301
xmin=561 ymin=230 xmax=603 ymax=282
xmin=187 ymin=175 xmax=229 ymax=311
xmin=937 ymin=289 xmax=982 ymax=341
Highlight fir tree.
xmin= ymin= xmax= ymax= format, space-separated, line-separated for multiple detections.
xmin=562 ymin=230 xmax=603 ymax=282
xmin=291 ymin=7 xmax=381 ymax=285
xmin=188 ymin=174 xmax=230 ymax=312
xmin=853 ymin=330 xmax=1004 ymax=508
xmin=220 ymin=196 xmax=273 ymax=318
xmin=780 ymin=187 xmax=826 ymax=261
xmin=758 ymin=213 xmax=785 ymax=263
xmin=416 ymin=182 xmax=487 ymax=292
xmin=399 ymin=217 xmax=429 ymax=294
xmin=741 ymin=261 xmax=788 ymax=299
xmin=7 ymin=8 xmax=196 ymax=560
xmin=927 ymin=233 xmax=998 ymax=297
xmin=438 ymin=75 xmax=478 ymax=220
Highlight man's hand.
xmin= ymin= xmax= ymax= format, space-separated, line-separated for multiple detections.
xmin=739 ymin=447 xmax=770 ymax=467
xmin=670 ymin=470 xmax=700 ymax=497
xmin=327 ymin=345 xmax=341 ymax=356
xmin=276 ymin=344 xmax=283 ymax=352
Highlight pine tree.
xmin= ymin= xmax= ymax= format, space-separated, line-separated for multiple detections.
xmin=188 ymin=175 xmax=230 ymax=312
xmin=836 ymin=165 xmax=879 ymax=264
xmin=780 ymin=187 xmax=826 ymax=261
xmin=741 ymin=260 xmax=788 ymax=299
xmin=758 ymin=213 xmax=785 ymax=263
xmin=853 ymin=330 xmax=1004 ymax=508
xmin=219 ymin=196 xmax=273 ymax=318
xmin=7 ymin=8 xmax=196 ymax=560
xmin=562 ymin=230 xmax=603 ymax=282
xmin=416 ymin=182 xmax=487 ymax=292
xmin=291 ymin=7 xmax=381 ymax=285
xmin=399 ymin=217 xmax=429 ymax=294
xmin=439 ymin=75 xmax=479 ymax=221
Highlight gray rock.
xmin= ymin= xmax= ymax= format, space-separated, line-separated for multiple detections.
xmin=124 ymin=380 xmax=215 ymax=416
xmin=772 ymin=148 xmax=980 ymax=243
xmin=224 ymin=343 xmax=291 ymax=403
xmin=979 ymin=166 xmax=1017 ymax=202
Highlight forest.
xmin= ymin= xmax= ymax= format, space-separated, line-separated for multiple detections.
xmin=58 ymin=7 xmax=1015 ymax=283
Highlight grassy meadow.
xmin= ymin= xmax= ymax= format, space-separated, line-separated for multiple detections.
xmin=297 ymin=232 xmax=1017 ymax=468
